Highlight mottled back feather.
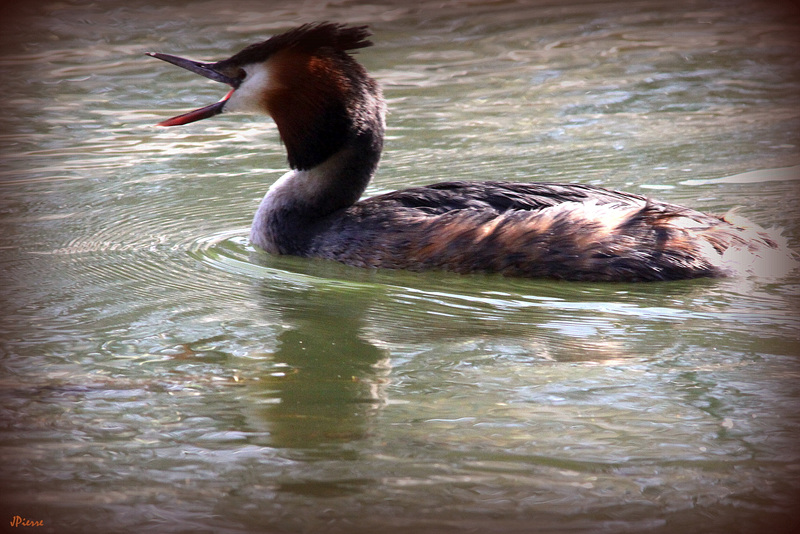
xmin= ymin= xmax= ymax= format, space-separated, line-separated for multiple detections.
xmin=305 ymin=181 xmax=789 ymax=281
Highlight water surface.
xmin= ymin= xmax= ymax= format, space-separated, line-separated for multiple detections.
xmin=1 ymin=1 xmax=799 ymax=533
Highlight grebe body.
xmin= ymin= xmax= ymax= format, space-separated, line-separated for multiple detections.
xmin=149 ymin=23 xmax=796 ymax=282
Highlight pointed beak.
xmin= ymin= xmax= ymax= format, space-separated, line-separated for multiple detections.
xmin=147 ymin=52 xmax=241 ymax=126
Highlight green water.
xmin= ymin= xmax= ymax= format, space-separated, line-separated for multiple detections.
xmin=1 ymin=1 xmax=799 ymax=533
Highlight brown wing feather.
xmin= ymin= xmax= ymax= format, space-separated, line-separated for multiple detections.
xmin=308 ymin=182 xmax=790 ymax=281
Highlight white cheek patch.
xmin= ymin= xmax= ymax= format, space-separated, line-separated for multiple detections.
xmin=225 ymin=63 xmax=272 ymax=114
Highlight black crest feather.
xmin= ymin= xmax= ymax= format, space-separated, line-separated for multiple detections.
xmin=217 ymin=22 xmax=373 ymax=68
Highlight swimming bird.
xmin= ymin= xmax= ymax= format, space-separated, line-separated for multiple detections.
xmin=149 ymin=22 xmax=796 ymax=281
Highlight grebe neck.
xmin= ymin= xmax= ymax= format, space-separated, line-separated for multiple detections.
xmin=250 ymin=131 xmax=383 ymax=254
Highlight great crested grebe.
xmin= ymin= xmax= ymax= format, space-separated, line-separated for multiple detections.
xmin=149 ymin=22 xmax=796 ymax=281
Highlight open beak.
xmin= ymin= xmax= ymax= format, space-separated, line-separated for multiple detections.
xmin=147 ymin=52 xmax=240 ymax=127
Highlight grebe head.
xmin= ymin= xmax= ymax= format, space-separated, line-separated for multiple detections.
xmin=149 ymin=22 xmax=385 ymax=170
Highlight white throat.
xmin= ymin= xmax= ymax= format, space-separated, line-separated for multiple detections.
xmin=249 ymin=149 xmax=362 ymax=253
xmin=250 ymin=169 xmax=315 ymax=253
